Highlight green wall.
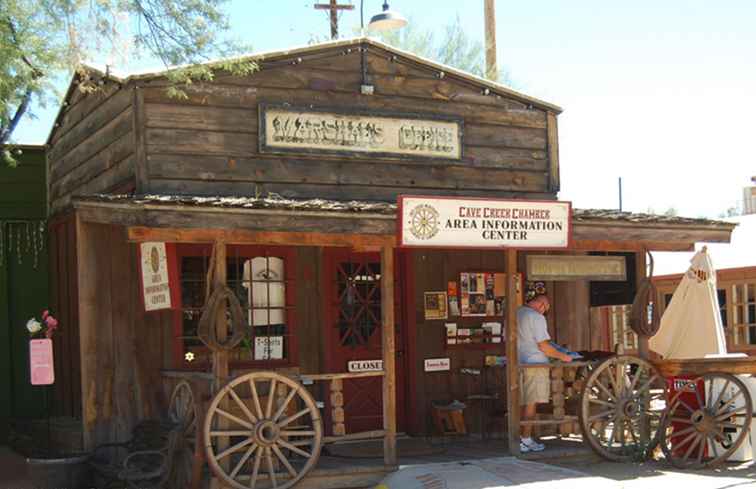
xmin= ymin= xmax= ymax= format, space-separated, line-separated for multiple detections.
xmin=0 ymin=146 xmax=49 ymax=442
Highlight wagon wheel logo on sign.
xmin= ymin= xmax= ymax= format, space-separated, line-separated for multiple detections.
xmin=408 ymin=204 xmax=440 ymax=240
xmin=150 ymin=246 xmax=160 ymax=274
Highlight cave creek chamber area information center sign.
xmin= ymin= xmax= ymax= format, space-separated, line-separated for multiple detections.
xmin=399 ymin=196 xmax=571 ymax=248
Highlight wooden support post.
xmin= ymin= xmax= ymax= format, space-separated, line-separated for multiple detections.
xmin=381 ymin=246 xmax=397 ymax=467
xmin=210 ymin=240 xmax=229 ymax=471
xmin=484 ymin=0 xmax=498 ymax=81
xmin=331 ymin=379 xmax=346 ymax=436
xmin=505 ymin=249 xmax=520 ymax=455
xmin=636 ymin=249 xmax=650 ymax=358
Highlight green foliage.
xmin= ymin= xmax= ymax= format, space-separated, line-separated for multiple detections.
xmin=0 ymin=0 xmax=255 ymax=152
xmin=376 ymin=15 xmax=513 ymax=85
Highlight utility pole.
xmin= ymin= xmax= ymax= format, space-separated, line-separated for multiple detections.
xmin=314 ymin=0 xmax=355 ymax=39
xmin=484 ymin=0 xmax=498 ymax=81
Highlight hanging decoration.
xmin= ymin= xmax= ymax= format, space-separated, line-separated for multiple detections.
xmin=0 ymin=220 xmax=47 ymax=268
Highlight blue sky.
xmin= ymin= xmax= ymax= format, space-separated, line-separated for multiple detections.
xmin=13 ymin=1 xmax=756 ymax=218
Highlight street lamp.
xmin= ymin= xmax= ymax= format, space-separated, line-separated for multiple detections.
xmin=362 ymin=1 xmax=408 ymax=33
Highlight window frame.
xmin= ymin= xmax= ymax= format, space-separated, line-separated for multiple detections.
xmin=171 ymin=243 xmax=298 ymax=369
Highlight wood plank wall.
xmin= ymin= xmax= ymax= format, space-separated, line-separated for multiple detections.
xmin=138 ymin=47 xmax=557 ymax=201
xmin=49 ymin=215 xmax=82 ymax=419
xmin=47 ymin=84 xmax=136 ymax=214
xmin=76 ymin=222 xmax=172 ymax=449
xmin=408 ymin=249 xmax=510 ymax=435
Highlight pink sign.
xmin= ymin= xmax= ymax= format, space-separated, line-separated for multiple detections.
xmin=30 ymin=339 xmax=55 ymax=385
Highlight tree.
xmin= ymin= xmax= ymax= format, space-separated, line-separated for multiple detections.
xmin=376 ymin=15 xmax=513 ymax=85
xmin=1 ymin=0 xmax=255 ymax=162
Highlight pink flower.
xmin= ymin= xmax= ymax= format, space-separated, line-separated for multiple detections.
xmin=45 ymin=316 xmax=58 ymax=329
xmin=42 ymin=310 xmax=49 ymax=320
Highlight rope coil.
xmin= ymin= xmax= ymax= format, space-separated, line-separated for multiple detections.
xmin=630 ymin=250 xmax=661 ymax=337
xmin=197 ymin=285 xmax=249 ymax=351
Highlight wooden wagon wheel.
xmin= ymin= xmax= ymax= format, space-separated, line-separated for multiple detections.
xmin=203 ymin=372 xmax=323 ymax=489
xmin=580 ymin=356 xmax=668 ymax=462
xmin=660 ymin=373 xmax=753 ymax=469
xmin=168 ymin=380 xmax=198 ymax=488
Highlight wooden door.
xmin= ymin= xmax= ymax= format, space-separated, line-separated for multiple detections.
xmin=323 ymin=249 xmax=406 ymax=434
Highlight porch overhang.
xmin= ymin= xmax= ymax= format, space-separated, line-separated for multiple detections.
xmin=72 ymin=194 xmax=737 ymax=251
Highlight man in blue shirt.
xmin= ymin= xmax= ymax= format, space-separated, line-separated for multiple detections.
xmin=517 ymin=294 xmax=573 ymax=452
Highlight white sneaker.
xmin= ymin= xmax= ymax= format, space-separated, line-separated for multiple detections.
xmin=521 ymin=438 xmax=545 ymax=452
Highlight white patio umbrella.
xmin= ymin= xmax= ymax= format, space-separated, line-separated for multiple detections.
xmin=650 ymin=247 xmax=728 ymax=359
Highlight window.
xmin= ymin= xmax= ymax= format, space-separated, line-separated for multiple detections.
xmin=174 ymin=245 xmax=297 ymax=367
xmin=729 ymin=282 xmax=756 ymax=347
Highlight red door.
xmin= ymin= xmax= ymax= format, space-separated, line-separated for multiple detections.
xmin=323 ymin=250 xmax=406 ymax=434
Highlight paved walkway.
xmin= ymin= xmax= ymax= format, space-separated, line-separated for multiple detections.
xmin=0 ymin=446 xmax=33 ymax=489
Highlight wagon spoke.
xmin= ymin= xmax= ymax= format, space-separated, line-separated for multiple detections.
xmin=218 ymin=437 xmax=256 ymax=461
xmin=273 ymin=386 xmax=300 ymax=422
xmin=278 ymin=439 xmax=312 ymax=458
xmin=693 ymin=383 xmax=704 ymax=410
xmin=604 ymin=368 xmax=620 ymax=398
xmin=635 ymin=375 xmax=659 ymax=399
xmin=682 ymin=433 xmax=702 ymax=463
xmin=716 ymin=392 xmax=744 ymax=414
xmin=227 ymin=385 xmax=258 ymax=423
xmin=249 ymin=378 xmax=265 ymax=421
xmin=675 ymin=397 xmax=698 ymax=415
xmin=249 ymin=446 xmax=263 ymax=489
xmin=712 ymin=379 xmax=731 ymax=409
xmin=280 ymin=430 xmax=317 ymax=437
xmin=266 ymin=379 xmax=278 ymax=419
xmin=715 ymin=406 xmax=748 ymax=420
xmin=589 ymin=409 xmax=615 ymax=422
xmin=272 ymin=445 xmax=298 ymax=478
xmin=720 ymin=421 xmax=748 ymax=430
xmin=669 ymin=425 xmax=697 ymax=439
xmin=594 ymin=377 xmax=615 ymax=401
xmin=589 ymin=398 xmax=615 ymax=408
xmin=668 ymin=416 xmax=695 ymax=425
xmin=279 ymin=409 xmax=313 ymax=428
xmin=210 ymin=430 xmax=253 ymax=437
xmin=628 ymin=364 xmax=645 ymax=393
xmin=265 ymin=447 xmax=277 ymax=488
xmin=216 ymin=408 xmax=254 ymax=429
xmin=230 ymin=445 xmax=257 ymax=479
xmin=626 ymin=419 xmax=639 ymax=445
xmin=696 ymin=434 xmax=706 ymax=465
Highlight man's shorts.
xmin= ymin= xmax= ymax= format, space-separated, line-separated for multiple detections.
xmin=519 ymin=367 xmax=550 ymax=405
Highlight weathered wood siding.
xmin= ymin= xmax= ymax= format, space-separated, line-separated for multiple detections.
xmin=139 ymin=46 xmax=558 ymax=201
xmin=47 ymin=85 xmax=136 ymax=214
xmin=77 ymin=222 xmax=173 ymax=449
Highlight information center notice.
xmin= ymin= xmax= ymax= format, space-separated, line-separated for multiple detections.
xmin=399 ymin=196 xmax=571 ymax=248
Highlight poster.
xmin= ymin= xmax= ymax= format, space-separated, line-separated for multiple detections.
xmin=445 ymin=323 xmax=457 ymax=345
xmin=140 ymin=242 xmax=172 ymax=312
xmin=447 ymin=281 xmax=459 ymax=316
xmin=460 ymin=273 xmax=506 ymax=317
xmin=30 ymin=339 xmax=54 ymax=385
xmin=255 ymin=336 xmax=284 ymax=360
xmin=424 ymin=291 xmax=448 ymax=320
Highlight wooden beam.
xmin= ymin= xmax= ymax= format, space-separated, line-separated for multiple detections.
xmin=571 ymin=239 xmax=695 ymax=252
xmin=381 ymin=245 xmax=397 ymax=467
xmin=132 ymin=87 xmax=149 ymax=193
xmin=636 ymin=250 xmax=650 ymax=359
xmin=505 ymin=249 xmax=520 ymax=455
xmin=547 ymin=112 xmax=559 ymax=192
xmin=127 ymin=226 xmax=395 ymax=249
xmin=211 ymin=240 xmax=229 ymax=471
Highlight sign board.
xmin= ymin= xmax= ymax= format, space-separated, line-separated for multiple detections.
xmin=347 ymin=359 xmax=384 ymax=373
xmin=526 ymin=255 xmax=626 ymax=281
xmin=424 ymin=357 xmax=451 ymax=372
xmin=260 ymin=104 xmax=462 ymax=160
xmin=399 ymin=196 xmax=571 ymax=249
xmin=30 ymin=339 xmax=54 ymax=385
xmin=140 ymin=242 xmax=172 ymax=311
xmin=255 ymin=336 xmax=284 ymax=360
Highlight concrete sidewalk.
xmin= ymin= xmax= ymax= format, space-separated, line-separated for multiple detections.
xmin=0 ymin=446 xmax=33 ymax=489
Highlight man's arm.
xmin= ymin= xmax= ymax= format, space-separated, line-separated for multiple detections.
xmin=537 ymin=340 xmax=573 ymax=362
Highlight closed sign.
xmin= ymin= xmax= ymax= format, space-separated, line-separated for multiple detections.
xmin=424 ymin=358 xmax=451 ymax=372
xmin=348 ymin=360 xmax=384 ymax=373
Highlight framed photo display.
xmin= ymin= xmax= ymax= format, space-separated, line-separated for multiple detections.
xmin=424 ymin=291 xmax=448 ymax=320
xmin=460 ymin=272 xmax=506 ymax=317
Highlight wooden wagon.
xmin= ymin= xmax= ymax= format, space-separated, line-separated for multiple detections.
xmin=577 ymin=354 xmax=755 ymax=469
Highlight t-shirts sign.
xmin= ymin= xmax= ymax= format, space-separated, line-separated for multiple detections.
xmin=140 ymin=242 xmax=172 ymax=311
xmin=30 ymin=339 xmax=54 ymax=385
xmin=399 ymin=196 xmax=571 ymax=248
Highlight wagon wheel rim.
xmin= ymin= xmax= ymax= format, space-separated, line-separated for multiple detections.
xmin=580 ymin=356 xmax=668 ymax=462
xmin=660 ymin=373 xmax=753 ymax=469
xmin=203 ymin=371 xmax=323 ymax=489
xmin=169 ymin=380 xmax=198 ymax=486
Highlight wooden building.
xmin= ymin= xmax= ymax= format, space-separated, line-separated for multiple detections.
xmin=45 ymin=38 xmax=736 ymax=487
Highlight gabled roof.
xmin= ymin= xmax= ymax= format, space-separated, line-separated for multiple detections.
xmin=46 ymin=37 xmax=561 ymax=145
